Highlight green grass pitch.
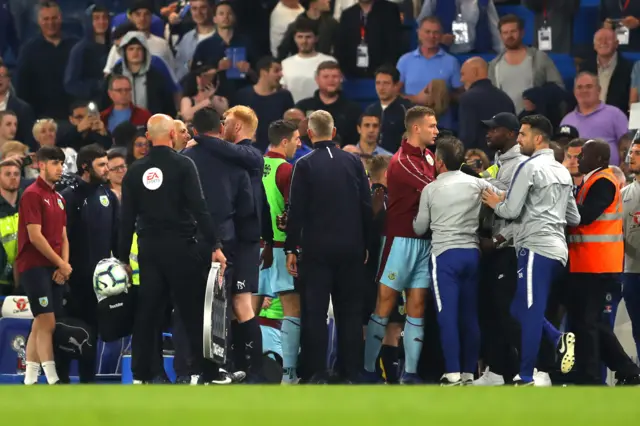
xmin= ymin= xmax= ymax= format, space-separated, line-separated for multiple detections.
xmin=0 ymin=386 xmax=638 ymax=425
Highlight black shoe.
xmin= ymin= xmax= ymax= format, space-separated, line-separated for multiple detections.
xmin=174 ymin=375 xmax=194 ymax=384
xmin=616 ymin=374 xmax=640 ymax=386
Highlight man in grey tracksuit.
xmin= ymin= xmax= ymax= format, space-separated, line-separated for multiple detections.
xmin=482 ymin=114 xmax=580 ymax=386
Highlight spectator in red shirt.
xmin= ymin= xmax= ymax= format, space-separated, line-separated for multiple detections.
xmin=15 ymin=145 xmax=71 ymax=386
xmin=100 ymin=74 xmax=152 ymax=133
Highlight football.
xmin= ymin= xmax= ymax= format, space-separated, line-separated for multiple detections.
xmin=93 ymin=258 xmax=129 ymax=298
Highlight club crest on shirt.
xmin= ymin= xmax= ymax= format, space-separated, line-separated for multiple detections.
xmin=425 ymin=154 xmax=434 ymax=166
xmin=100 ymin=195 xmax=110 ymax=207
xmin=388 ymin=272 xmax=397 ymax=281
xmin=39 ymin=297 xmax=48 ymax=307
xmin=263 ymin=163 xmax=271 ymax=178
xmin=57 ymin=198 xmax=64 ymax=210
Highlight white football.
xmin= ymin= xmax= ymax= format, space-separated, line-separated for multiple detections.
xmin=93 ymin=258 xmax=129 ymax=298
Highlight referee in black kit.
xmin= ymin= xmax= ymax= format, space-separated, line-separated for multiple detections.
xmin=118 ymin=114 xmax=227 ymax=384
xmin=285 ymin=110 xmax=373 ymax=383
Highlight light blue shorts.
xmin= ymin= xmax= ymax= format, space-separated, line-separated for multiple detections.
xmin=257 ymin=248 xmax=294 ymax=297
xmin=377 ymin=236 xmax=432 ymax=291
xmin=260 ymin=324 xmax=282 ymax=358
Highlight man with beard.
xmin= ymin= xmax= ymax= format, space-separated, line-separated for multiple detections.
xmin=58 ymin=144 xmax=119 ymax=382
xmin=0 ymin=160 xmax=23 ymax=295
xmin=16 ymin=146 xmax=71 ymax=385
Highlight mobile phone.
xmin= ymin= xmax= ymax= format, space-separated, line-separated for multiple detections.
xmin=22 ymin=155 xmax=33 ymax=168
xmin=87 ymin=102 xmax=99 ymax=117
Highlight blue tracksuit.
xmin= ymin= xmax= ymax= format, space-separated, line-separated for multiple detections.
xmin=622 ymin=274 xmax=640 ymax=359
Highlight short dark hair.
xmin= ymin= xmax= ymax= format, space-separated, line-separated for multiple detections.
xmin=0 ymin=110 xmax=16 ymax=122
xmin=112 ymin=121 xmax=138 ymax=147
xmin=293 ymin=18 xmax=317 ymax=36
xmin=566 ymin=138 xmax=587 ymax=150
xmin=39 ymin=1 xmax=60 ymax=12
xmin=316 ymin=61 xmax=340 ymax=75
xmin=69 ymin=100 xmax=89 ymax=115
xmin=92 ymin=4 xmax=109 ymax=15
xmin=498 ymin=14 xmax=524 ymax=31
xmin=192 ymin=107 xmax=222 ymax=135
xmin=268 ymin=120 xmax=298 ymax=146
xmin=214 ymin=0 xmax=234 ymax=14
xmin=520 ymin=115 xmax=553 ymax=142
xmin=256 ymin=56 xmax=278 ymax=73
xmin=435 ymin=136 xmax=465 ymax=171
xmin=358 ymin=113 xmax=380 ymax=127
xmin=405 ymin=106 xmax=436 ymax=130
xmin=419 ymin=16 xmax=441 ymax=29
xmin=36 ymin=146 xmax=65 ymax=163
xmin=374 ymin=64 xmax=400 ymax=83
xmin=108 ymin=74 xmax=131 ymax=90
xmin=76 ymin=143 xmax=107 ymax=173
xmin=107 ymin=150 xmax=126 ymax=162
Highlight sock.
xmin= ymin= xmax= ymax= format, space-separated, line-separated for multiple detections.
xmin=231 ymin=320 xmax=246 ymax=371
xmin=238 ymin=317 xmax=263 ymax=374
xmin=24 ymin=361 xmax=39 ymax=385
xmin=542 ymin=318 xmax=563 ymax=347
xmin=281 ymin=316 xmax=301 ymax=381
xmin=379 ymin=344 xmax=400 ymax=383
xmin=41 ymin=361 xmax=59 ymax=384
xmin=403 ymin=316 xmax=424 ymax=374
xmin=364 ymin=314 xmax=388 ymax=372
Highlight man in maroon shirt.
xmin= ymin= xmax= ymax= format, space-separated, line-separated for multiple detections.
xmin=256 ymin=119 xmax=298 ymax=383
xmin=16 ymin=146 xmax=71 ymax=385
xmin=363 ymin=106 xmax=438 ymax=384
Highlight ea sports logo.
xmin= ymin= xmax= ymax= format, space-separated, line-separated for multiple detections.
xmin=143 ymin=167 xmax=163 ymax=190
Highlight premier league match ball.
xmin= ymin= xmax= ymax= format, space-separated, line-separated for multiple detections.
xmin=93 ymin=258 xmax=129 ymax=298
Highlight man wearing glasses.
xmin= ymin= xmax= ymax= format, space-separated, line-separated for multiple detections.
xmin=107 ymin=151 xmax=128 ymax=201
xmin=100 ymin=74 xmax=152 ymax=133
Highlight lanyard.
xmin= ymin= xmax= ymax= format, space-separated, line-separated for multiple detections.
xmin=620 ymin=0 xmax=631 ymax=11
xmin=542 ymin=0 xmax=547 ymax=20
xmin=360 ymin=11 xmax=367 ymax=41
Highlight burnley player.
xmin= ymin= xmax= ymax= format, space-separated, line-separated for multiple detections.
xmin=256 ymin=120 xmax=300 ymax=383
xmin=363 ymin=106 xmax=438 ymax=383
xmin=16 ymin=146 xmax=71 ymax=385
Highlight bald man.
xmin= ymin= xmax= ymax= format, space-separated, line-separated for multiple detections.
xmin=458 ymin=57 xmax=515 ymax=154
xmin=118 ymin=114 xmax=231 ymax=384
xmin=173 ymin=120 xmax=192 ymax=151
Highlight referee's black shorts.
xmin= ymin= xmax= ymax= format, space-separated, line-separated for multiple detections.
xmin=227 ymin=241 xmax=260 ymax=296
xmin=22 ymin=266 xmax=64 ymax=317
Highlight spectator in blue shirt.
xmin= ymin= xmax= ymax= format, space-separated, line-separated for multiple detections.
xmin=173 ymin=0 xmax=216 ymax=82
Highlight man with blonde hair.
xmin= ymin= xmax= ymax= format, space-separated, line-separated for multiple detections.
xmin=118 ymin=114 xmax=229 ymax=384
xmin=192 ymin=106 xmax=273 ymax=381
xmin=285 ymin=109 xmax=372 ymax=382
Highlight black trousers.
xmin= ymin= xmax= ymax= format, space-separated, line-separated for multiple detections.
xmin=479 ymin=247 xmax=520 ymax=379
xmin=132 ymin=236 xmax=216 ymax=381
xmin=567 ymin=273 xmax=640 ymax=384
xmin=299 ymin=251 xmax=365 ymax=380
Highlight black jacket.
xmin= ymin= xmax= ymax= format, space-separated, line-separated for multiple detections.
xmin=193 ymin=136 xmax=273 ymax=244
xmin=296 ymin=90 xmax=362 ymax=146
xmin=365 ymin=96 xmax=413 ymax=153
xmin=285 ymin=141 xmax=372 ymax=257
xmin=61 ymin=178 xmax=119 ymax=278
xmin=277 ymin=13 xmax=339 ymax=61
xmin=581 ymin=54 xmax=633 ymax=116
xmin=458 ymin=79 xmax=515 ymax=153
xmin=335 ymin=0 xmax=403 ymax=78
xmin=183 ymin=141 xmax=254 ymax=244
xmin=57 ymin=122 xmax=112 ymax=152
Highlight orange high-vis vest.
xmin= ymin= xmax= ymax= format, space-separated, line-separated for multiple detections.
xmin=568 ymin=168 xmax=624 ymax=273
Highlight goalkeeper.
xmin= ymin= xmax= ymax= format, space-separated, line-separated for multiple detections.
xmin=58 ymin=144 xmax=119 ymax=383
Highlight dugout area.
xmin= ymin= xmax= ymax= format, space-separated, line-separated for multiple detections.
xmin=0 ymin=386 xmax=637 ymax=425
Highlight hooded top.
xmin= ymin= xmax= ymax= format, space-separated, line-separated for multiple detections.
xmin=117 ymin=31 xmax=152 ymax=110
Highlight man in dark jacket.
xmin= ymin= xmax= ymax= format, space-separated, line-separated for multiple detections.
xmin=285 ymin=110 xmax=372 ymax=382
xmin=58 ymin=100 xmax=112 ymax=152
xmin=458 ymin=57 xmax=515 ymax=154
xmin=277 ymin=0 xmax=338 ymax=60
xmin=59 ymin=143 xmax=119 ymax=382
xmin=15 ymin=1 xmax=78 ymax=119
xmin=64 ymin=5 xmax=111 ymax=104
xmin=335 ymin=0 xmax=403 ymax=79
xmin=0 ymin=65 xmax=35 ymax=149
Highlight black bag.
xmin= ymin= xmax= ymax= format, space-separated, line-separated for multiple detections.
xmin=54 ymin=317 xmax=96 ymax=360
xmin=96 ymin=291 xmax=135 ymax=342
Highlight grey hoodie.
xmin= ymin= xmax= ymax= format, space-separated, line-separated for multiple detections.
xmin=117 ymin=31 xmax=152 ymax=111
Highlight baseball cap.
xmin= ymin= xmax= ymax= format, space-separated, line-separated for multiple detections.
xmin=481 ymin=113 xmax=520 ymax=132
xmin=554 ymin=125 xmax=579 ymax=140
xmin=129 ymin=0 xmax=153 ymax=14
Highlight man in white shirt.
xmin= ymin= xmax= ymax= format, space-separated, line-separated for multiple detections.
xmin=281 ymin=21 xmax=336 ymax=103
xmin=103 ymin=1 xmax=175 ymax=74
xmin=173 ymin=0 xmax=216 ymax=82
xmin=270 ymin=0 xmax=305 ymax=57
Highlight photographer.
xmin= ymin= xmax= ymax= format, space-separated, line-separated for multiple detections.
xmin=58 ymin=101 xmax=112 ymax=152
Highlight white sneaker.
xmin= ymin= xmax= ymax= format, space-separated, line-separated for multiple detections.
xmin=473 ymin=367 xmax=505 ymax=386
xmin=533 ymin=369 xmax=552 ymax=387
xmin=461 ymin=373 xmax=474 ymax=385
